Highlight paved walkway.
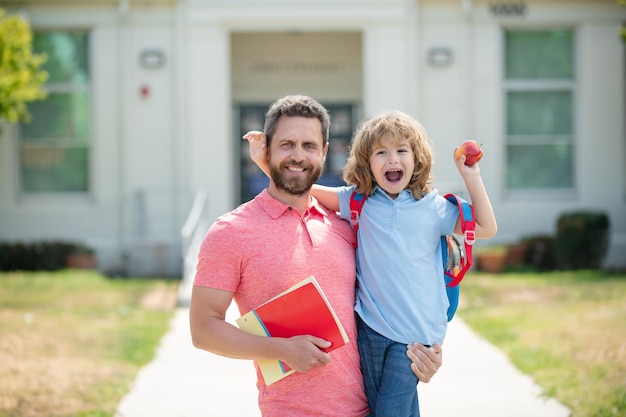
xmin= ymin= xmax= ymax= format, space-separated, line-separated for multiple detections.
xmin=114 ymin=302 xmax=571 ymax=417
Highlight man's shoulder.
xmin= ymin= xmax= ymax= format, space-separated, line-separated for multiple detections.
xmin=213 ymin=198 xmax=263 ymax=227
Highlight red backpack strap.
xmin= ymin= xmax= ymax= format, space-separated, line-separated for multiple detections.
xmin=444 ymin=193 xmax=475 ymax=287
xmin=349 ymin=191 xmax=367 ymax=248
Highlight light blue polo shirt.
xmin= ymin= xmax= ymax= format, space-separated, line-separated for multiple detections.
xmin=338 ymin=185 xmax=459 ymax=345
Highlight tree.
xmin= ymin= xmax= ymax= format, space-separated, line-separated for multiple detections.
xmin=620 ymin=1 xmax=626 ymax=42
xmin=0 ymin=8 xmax=47 ymax=131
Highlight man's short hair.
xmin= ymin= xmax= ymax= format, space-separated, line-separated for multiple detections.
xmin=264 ymin=95 xmax=330 ymax=146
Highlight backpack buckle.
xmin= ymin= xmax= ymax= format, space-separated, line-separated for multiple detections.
xmin=350 ymin=210 xmax=359 ymax=225
xmin=464 ymin=229 xmax=476 ymax=245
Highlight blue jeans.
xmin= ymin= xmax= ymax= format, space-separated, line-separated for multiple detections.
xmin=356 ymin=314 xmax=420 ymax=417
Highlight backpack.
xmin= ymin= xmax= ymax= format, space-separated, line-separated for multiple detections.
xmin=349 ymin=191 xmax=476 ymax=321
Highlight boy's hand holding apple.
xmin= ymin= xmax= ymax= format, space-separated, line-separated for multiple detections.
xmin=454 ymin=140 xmax=483 ymax=166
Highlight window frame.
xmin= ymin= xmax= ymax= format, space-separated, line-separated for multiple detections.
xmin=503 ymin=27 xmax=578 ymax=197
xmin=16 ymin=29 xmax=93 ymax=199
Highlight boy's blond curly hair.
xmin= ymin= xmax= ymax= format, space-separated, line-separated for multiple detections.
xmin=342 ymin=110 xmax=433 ymax=200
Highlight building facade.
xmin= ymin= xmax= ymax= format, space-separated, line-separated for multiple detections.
xmin=1 ymin=0 xmax=625 ymax=275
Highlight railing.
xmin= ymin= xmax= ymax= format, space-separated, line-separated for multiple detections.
xmin=121 ymin=187 xmax=192 ymax=277
xmin=178 ymin=188 xmax=211 ymax=306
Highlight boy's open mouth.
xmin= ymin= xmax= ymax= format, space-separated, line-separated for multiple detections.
xmin=385 ymin=169 xmax=403 ymax=183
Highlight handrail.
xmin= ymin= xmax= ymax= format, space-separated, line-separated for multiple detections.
xmin=181 ymin=188 xmax=209 ymax=250
xmin=178 ymin=188 xmax=210 ymax=306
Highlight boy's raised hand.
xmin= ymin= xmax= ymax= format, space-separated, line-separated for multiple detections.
xmin=453 ymin=144 xmax=481 ymax=179
xmin=453 ymin=142 xmax=498 ymax=239
xmin=243 ymin=131 xmax=270 ymax=176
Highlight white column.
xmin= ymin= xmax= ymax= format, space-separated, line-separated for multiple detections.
xmin=187 ymin=25 xmax=234 ymax=219
xmin=363 ymin=24 xmax=410 ymax=116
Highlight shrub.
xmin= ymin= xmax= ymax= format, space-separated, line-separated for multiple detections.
xmin=0 ymin=241 xmax=87 ymax=271
xmin=521 ymin=234 xmax=557 ymax=271
xmin=555 ymin=211 xmax=610 ymax=270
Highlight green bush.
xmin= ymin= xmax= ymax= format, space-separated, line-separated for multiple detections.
xmin=521 ymin=234 xmax=557 ymax=271
xmin=555 ymin=211 xmax=610 ymax=270
xmin=0 ymin=241 xmax=86 ymax=271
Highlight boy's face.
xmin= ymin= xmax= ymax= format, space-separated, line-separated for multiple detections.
xmin=369 ymin=135 xmax=415 ymax=199
xmin=267 ymin=116 xmax=328 ymax=196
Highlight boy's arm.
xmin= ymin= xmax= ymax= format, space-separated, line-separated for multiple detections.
xmin=311 ymin=185 xmax=340 ymax=212
xmin=453 ymin=148 xmax=498 ymax=239
xmin=243 ymin=131 xmax=270 ymax=177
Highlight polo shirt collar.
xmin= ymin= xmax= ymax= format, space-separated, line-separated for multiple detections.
xmin=256 ymin=189 xmax=329 ymax=219
xmin=373 ymin=185 xmax=414 ymax=201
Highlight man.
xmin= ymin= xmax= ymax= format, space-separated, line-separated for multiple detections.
xmin=189 ymin=95 xmax=442 ymax=417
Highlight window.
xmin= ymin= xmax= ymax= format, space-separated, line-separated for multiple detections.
xmin=19 ymin=31 xmax=90 ymax=193
xmin=504 ymin=29 xmax=575 ymax=191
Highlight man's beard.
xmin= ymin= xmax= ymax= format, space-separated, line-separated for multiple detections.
xmin=269 ymin=159 xmax=323 ymax=196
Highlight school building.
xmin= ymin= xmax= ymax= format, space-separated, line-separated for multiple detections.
xmin=1 ymin=0 xmax=625 ymax=276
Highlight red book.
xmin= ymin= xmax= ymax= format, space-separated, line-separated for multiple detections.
xmin=236 ymin=275 xmax=349 ymax=385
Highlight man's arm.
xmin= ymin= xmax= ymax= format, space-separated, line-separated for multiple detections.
xmin=189 ymin=285 xmax=333 ymax=372
xmin=406 ymin=343 xmax=443 ymax=383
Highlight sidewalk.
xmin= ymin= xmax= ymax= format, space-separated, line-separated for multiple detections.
xmin=115 ymin=304 xmax=571 ymax=417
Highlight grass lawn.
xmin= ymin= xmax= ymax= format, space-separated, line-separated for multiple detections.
xmin=1 ymin=269 xmax=624 ymax=417
xmin=0 ymin=270 xmax=179 ymax=417
xmin=458 ymin=270 xmax=626 ymax=417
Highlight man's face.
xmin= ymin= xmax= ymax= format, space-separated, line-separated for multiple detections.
xmin=268 ymin=116 xmax=328 ymax=196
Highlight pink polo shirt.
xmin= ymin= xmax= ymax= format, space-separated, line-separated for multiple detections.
xmin=195 ymin=189 xmax=368 ymax=417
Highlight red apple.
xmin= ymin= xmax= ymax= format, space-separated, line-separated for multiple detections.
xmin=454 ymin=140 xmax=483 ymax=165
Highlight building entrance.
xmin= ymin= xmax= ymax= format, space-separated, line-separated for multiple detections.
xmin=231 ymin=31 xmax=363 ymax=203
